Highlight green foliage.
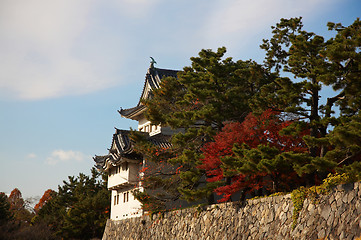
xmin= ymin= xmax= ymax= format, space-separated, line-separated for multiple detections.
xmin=0 ymin=193 xmax=12 ymax=225
xmin=199 ymin=110 xmax=309 ymax=202
xmin=133 ymin=189 xmax=164 ymax=214
xmin=337 ymin=161 xmax=361 ymax=181
xmin=319 ymin=172 xmax=356 ymax=192
xmin=0 ymin=189 xmax=57 ymax=240
xmin=326 ymin=18 xmax=361 ymax=115
xmin=33 ymin=168 xmax=110 ymax=240
xmin=324 ymin=113 xmax=361 ymax=165
xmin=145 ymin=47 xmax=271 ymax=130
xmin=8 ymin=188 xmax=33 ymax=224
xmin=136 ymin=47 xmax=272 ymax=210
xmin=291 ymin=186 xmax=307 ymax=229
xmin=250 ymin=191 xmax=286 ymax=200
xmin=291 ymin=172 xmax=361 ymax=229
xmin=134 ymin=17 xmax=361 ymax=212
xmin=256 ymin=17 xmax=361 ymax=181
xmin=131 ymin=130 xmax=184 ymax=209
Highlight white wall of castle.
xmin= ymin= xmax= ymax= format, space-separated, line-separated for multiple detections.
xmin=108 ymin=112 xmax=176 ymax=220
xmin=107 ymin=162 xmax=139 ymax=189
xmin=110 ymin=188 xmax=142 ymax=220
xmin=137 ymin=118 xmax=161 ymax=136
xmin=108 ymin=162 xmax=143 ymax=220
xmin=137 ymin=118 xmax=176 ymax=136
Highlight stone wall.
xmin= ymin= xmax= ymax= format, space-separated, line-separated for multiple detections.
xmin=102 ymin=182 xmax=361 ymax=240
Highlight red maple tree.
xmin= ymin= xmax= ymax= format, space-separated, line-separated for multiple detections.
xmin=34 ymin=189 xmax=55 ymax=213
xmin=8 ymin=188 xmax=25 ymax=212
xmin=198 ymin=110 xmax=308 ymax=202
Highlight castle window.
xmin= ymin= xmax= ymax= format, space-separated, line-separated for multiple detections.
xmin=122 ymin=162 xmax=128 ymax=171
xmin=123 ymin=192 xmax=129 ymax=202
xmin=114 ymin=195 xmax=116 ymax=205
xmin=117 ymin=194 xmax=119 ymax=205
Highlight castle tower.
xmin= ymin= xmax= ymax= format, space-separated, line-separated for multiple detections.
xmin=94 ymin=63 xmax=178 ymax=220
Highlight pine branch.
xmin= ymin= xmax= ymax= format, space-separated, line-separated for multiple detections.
xmin=337 ymin=150 xmax=361 ymax=166
xmin=326 ymin=90 xmax=345 ymax=117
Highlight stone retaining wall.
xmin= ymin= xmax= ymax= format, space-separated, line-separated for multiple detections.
xmin=102 ymin=182 xmax=361 ymax=240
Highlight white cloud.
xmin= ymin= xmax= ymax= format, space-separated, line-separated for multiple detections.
xmin=46 ymin=150 xmax=89 ymax=165
xmin=109 ymin=0 xmax=162 ymax=19
xmin=26 ymin=153 xmax=37 ymax=159
xmin=0 ymin=0 xmax=119 ymax=100
xmin=200 ymin=0 xmax=332 ymax=49
xmin=0 ymin=0 xmax=340 ymax=100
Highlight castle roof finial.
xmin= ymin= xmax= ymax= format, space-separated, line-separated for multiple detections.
xmin=150 ymin=57 xmax=157 ymax=68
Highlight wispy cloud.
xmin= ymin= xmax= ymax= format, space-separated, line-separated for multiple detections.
xmin=45 ymin=150 xmax=89 ymax=165
xmin=26 ymin=153 xmax=37 ymax=159
xmin=109 ymin=0 xmax=162 ymax=19
xmin=0 ymin=0 xmax=338 ymax=101
xmin=0 ymin=0 xmax=118 ymax=100
xmin=200 ymin=0 xmax=332 ymax=49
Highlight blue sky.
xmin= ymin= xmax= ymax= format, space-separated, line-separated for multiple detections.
xmin=0 ymin=0 xmax=360 ymax=200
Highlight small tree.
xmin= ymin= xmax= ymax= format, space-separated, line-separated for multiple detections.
xmin=34 ymin=168 xmax=110 ymax=240
xmin=34 ymin=189 xmax=55 ymax=213
xmin=0 ymin=192 xmax=12 ymax=225
xmin=199 ymin=110 xmax=308 ymax=202
xmin=8 ymin=188 xmax=33 ymax=223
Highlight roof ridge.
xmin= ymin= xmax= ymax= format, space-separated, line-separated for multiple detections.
xmin=119 ymin=65 xmax=178 ymax=120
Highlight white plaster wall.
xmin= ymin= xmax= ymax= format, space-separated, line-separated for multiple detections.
xmin=110 ymin=189 xmax=142 ymax=220
xmin=138 ymin=119 xmax=162 ymax=136
xmin=108 ymin=163 xmax=140 ymax=189
xmin=108 ymin=168 xmax=129 ymax=189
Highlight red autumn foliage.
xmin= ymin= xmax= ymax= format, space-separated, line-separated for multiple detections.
xmin=8 ymin=188 xmax=24 ymax=212
xmin=199 ymin=110 xmax=308 ymax=202
xmin=34 ymin=189 xmax=55 ymax=212
xmin=8 ymin=188 xmax=34 ymax=223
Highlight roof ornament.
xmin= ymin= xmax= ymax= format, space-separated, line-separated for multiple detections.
xmin=150 ymin=57 xmax=157 ymax=68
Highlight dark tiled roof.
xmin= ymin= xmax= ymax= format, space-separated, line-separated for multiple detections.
xmin=94 ymin=129 xmax=172 ymax=171
xmin=119 ymin=66 xmax=178 ymax=118
xmin=118 ymin=105 xmax=146 ymax=119
xmin=148 ymin=134 xmax=173 ymax=149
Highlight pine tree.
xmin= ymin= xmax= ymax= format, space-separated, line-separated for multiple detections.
xmin=324 ymin=113 xmax=361 ymax=178
xmin=257 ymin=17 xmax=361 ymax=180
xmin=33 ymin=168 xmax=110 ymax=239
xmin=0 ymin=192 xmax=12 ymax=225
xmin=135 ymin=47 xmax=273 ymax=208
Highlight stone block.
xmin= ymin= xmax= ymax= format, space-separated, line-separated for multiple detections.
xmin=318 ymin=228 xmax=326 ymax=239
xmin=306 ymin=214 xmax=314 ymax=227
xmin=347 ymin=191 xmax=355 ymax=203
xmin=101 ymin=181 xmax=361 ymax=240
xmin=321 ymin=204 xmax=332 ymax=220
xmin=327 ymin=211 xmax=335 ymax=226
